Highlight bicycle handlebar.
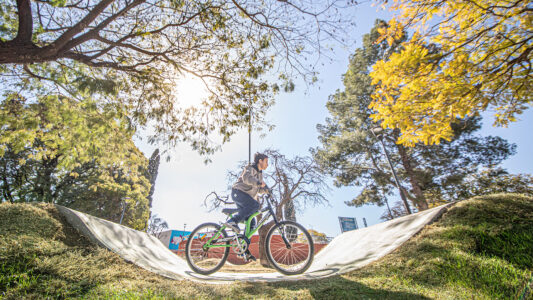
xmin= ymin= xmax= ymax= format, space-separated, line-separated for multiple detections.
xmin=263 ymin=185 xmax=277 ymax=205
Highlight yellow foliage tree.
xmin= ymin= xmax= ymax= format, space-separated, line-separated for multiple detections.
xmin=307 ymin=229 xmax=328 ymax=243
xmin=369 ymin=0 xmax=532 ymax=146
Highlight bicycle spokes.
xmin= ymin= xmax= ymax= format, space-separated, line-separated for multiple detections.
xmin=266 ymin=221 xmax=314 ymax=275
xmin=185 ymin=223 xmax=229 ymax=274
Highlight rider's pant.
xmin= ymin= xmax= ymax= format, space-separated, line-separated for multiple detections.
xmin=229 ymin=188 xmax=260 ymax=225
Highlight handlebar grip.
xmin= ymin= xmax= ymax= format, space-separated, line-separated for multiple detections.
xmin=265 ymin=185 xmax=272 ymax=194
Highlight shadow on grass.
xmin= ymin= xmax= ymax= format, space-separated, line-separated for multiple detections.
xmin=236 ymin=275 xmax=431 ymax=299
xmin=342 ymin=194 xmax=533 ymax=299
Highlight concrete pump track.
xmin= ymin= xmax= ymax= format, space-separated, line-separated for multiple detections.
xmin=56 ymin=203 xmax=453 ymax=284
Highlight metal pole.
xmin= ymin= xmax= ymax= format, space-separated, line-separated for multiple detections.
xmin=119 ymin=201 xmax=127 ymax=224
xmin=378 ymin=137 xmax=412 ymax=214
xmin=370 ymin=129 xmax=412 ymax=215
xmin=248 ymin=97 xmax=252 ymax=164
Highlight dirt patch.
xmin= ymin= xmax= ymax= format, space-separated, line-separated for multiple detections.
xmin=219 ymin=261 xmax=277 ymax=273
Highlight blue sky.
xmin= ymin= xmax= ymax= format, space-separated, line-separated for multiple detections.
xmin=136 ymin=2 xmax=533 ymax=237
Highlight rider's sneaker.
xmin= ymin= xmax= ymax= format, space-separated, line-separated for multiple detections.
xmin=239 ymin=251 xmax=256 ymax=262
xmin=246 ymin=253 xmax=256 ymax=262
xmin=224 ymin=221 xmax=240 ymax=233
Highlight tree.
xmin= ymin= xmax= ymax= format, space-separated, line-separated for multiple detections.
xmin=0 ymin=0 xmax=353 ymax=156
xmin=454 ymin=168 xmax=533 ymax=200
xmin=147 ymin=214 xmax=169 ymax=238
xmin=216 ymin=149 xmax=329 ymax=267
xmin=313 ymin=20 xmax=516 ymax=215
xmin=0 ymin=94 xmax=151 ymax=229
xmin=145 ymin=148 xmax=160 ymax=228
xmin=369 ymin=0 xmax=532 ymax=146
xmin=308 ymin=229 xmax=329 ymax=243
xmin=379 ymin=201 xmax=408 ymax=221
xmin=56 ymin=157 xmax=151 ymax=230
xmin=381 ymin=169 xmax=533 ymax=221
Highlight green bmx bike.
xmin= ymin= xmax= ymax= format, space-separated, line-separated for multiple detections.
xmin=185 ymin=188 xmax=314 ymax=275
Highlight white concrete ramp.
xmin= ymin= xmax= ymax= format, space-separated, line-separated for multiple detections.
xmin=56 ymin=203 xmax=452 ymax=283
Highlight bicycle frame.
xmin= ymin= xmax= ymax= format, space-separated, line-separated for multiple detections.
xmin=202 ymin=191 xmax=284 ymax=250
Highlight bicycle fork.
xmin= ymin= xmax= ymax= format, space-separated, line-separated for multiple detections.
xmin=268 ymin=207 xmax=292 ymax=249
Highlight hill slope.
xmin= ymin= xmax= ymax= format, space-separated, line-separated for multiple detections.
xmin=1 ymin=194 xmax=532 ymax=299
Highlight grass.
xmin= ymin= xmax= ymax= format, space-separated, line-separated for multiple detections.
xmin=0 ymin=193 xmax=532 ymax=299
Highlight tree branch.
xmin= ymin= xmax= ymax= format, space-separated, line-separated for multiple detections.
xmin=57 ymin=0 xmax=146 ymax=55
xmin=13 ymin=0 xmax=33 ymax=43
xmin=42 ymin=0 xmax=116 ymax=56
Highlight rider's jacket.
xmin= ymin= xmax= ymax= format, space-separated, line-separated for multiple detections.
xmin=232 ymin=164 xmax=265 ymax=200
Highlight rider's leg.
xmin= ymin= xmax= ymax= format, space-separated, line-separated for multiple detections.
xmin=248 ymin=217 xmax=256 ymax=231
xmin=228 ymin=189 xmax=260 ymax=223
xmin=242 ymin=215 xmax=256 ymax=233
xmin=243 ymin=217 xmax=257 ymax=261
xmin=245 ymin=250 xmax=256 ymax=261
xmin=225 ymin=189 xmax=260 ymax=232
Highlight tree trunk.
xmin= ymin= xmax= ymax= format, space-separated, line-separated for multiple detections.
xmin=36 ymin=156 xmax=58 ymax=203
xmin=258 ymin=196 xmax=288 ymax=266
xmin=258 ymin=221 xmax=274 ymax=268
xmin=2 ymin=178 xmax=14 ymax=203
xmin=284 ymin=199 xmax=296 ymax=221
xmin=1 ymin=158 xmax=15 ymax=203
xmin=395 ymin=143 xmax=428 ymax=210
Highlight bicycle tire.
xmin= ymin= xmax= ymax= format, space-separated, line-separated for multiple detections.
xmin=185 ymin=222 xmax=230 ymax=275
xmin=265 ymin=220 xmax=314 ymax=275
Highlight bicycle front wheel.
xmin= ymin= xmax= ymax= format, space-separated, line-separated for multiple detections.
xmin=265 ymin=221 xmax=314 ymax=275
xmin=185 ymin=222 xmax=229 ymax=275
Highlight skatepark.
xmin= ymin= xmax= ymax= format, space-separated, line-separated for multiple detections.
xmin=56 ymin=203 xmax=453 ymax=284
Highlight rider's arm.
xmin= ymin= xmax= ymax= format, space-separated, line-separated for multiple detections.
xmin=241 ymin=166 xmax=262 ymax=187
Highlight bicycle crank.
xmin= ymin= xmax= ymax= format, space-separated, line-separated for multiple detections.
xmin=232 ymin=234 xmax=251 ymax=255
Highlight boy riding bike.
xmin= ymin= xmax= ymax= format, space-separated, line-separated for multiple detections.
xmin=223 ymin=153 xmax=269 ymax=260
xmin=185 ymin=153 xmax=315 ymax=275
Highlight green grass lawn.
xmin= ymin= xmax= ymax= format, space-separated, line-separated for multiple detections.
xmin=1 ymin=193 xmax=532 ymax=299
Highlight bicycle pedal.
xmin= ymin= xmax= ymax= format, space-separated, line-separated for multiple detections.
xmin=247 ymin=254 xmax=257 ymax=262
xmin=238 ymin=254 xmax=254 ymax=263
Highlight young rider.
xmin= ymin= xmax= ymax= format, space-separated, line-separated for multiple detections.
xmin=224 ymin=152 xmax=269 ymax=234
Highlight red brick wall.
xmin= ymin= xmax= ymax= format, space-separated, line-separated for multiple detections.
xmin=176 ymin=235 xmax=327 ymax=266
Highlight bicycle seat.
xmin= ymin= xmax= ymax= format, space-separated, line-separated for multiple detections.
xmin=222 ymin=208 xmax=239 ymax=215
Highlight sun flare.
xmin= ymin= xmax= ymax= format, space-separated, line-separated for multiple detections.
xmin=174 ymin=74 xmax=210 ymax=109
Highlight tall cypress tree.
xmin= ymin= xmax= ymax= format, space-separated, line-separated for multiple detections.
xmin=145 ymin=148 xmax=160 ymax=229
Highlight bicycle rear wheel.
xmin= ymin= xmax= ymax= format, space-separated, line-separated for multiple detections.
xmin=185 ymin=222 xmax=230 ymax=275
xmin=265 ymin=221 xmax=314 ymax=275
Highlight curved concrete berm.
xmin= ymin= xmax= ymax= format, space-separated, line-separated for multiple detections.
xmin=56 ymin=203 xmax=452 ymax=283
